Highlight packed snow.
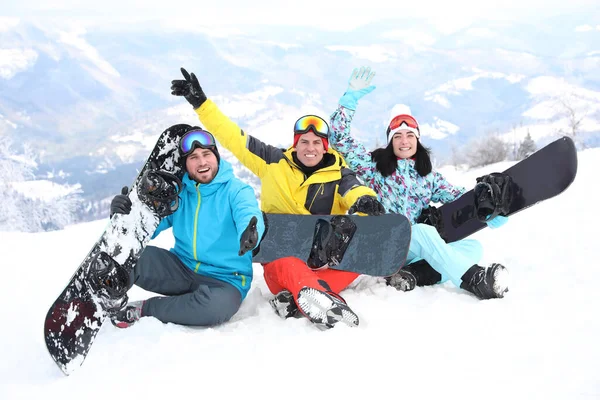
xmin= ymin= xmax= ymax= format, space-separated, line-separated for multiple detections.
xmin=0 ymin=148 xmax=598 ymax=399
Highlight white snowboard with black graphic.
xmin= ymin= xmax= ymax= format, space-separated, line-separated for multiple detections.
xmin=43 ymin=124 xmax=191 ymax=375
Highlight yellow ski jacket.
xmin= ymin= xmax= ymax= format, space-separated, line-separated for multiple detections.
xmin=195 ymin=99 xmax=376 ymax=215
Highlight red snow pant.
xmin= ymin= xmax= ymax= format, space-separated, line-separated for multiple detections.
xmin=263 ymin=256 xmax=360 ymax=300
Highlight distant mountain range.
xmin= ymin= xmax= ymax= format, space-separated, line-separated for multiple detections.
xmin=1 ymin=16 xmax=599 ymax=223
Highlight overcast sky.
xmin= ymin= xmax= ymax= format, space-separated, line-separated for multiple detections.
xmin=3 ymin=0 xmax=598 ymax=32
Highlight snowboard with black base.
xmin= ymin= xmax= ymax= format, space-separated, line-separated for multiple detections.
xmin=253 ymin=213 xmax=411 ymax=277
xmin=43 ymin=124 xmax=192 ymax=375
xmin=419 ymin=136 xmax=578 ymax=243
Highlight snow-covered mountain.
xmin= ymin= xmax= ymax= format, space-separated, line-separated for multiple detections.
xmin=2 ymin=16 xmax=600 ymax=156
xmin=1 ymin=15 xmax=600 ymax=222
xmin=0 ymin=147 xmax=597 ymax=399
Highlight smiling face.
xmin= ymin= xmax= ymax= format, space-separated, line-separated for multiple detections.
xmin=294 ymin=130 xmax=326 ymax=167
xmin=391 ymin=130 xmax=418 ymax=159
xmin=185 ymin=147 xmax=219 ymax=184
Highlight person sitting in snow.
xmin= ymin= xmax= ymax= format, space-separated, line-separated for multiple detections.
xmin=329 ymin=66 xmax=511 ymax=300
xmin=171 ymin=67 xmax=385 ymax=329
xmin=108 ymin=127 xmax=265 ymax=328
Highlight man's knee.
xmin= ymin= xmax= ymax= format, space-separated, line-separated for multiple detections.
xmin=129 ymin=247 xmax=166 ymax=288
xmin=138 ymin=246 xmax=168 ymax=264
xmin=266 ymin=256 xmax=305 ymax=268
xmin=188 ymin=285 xmax=241 ymax=326
xmin=263 ymin=256 xmax=306 ymax=275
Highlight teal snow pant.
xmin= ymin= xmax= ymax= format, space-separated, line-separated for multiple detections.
xmin=129 ymin=246 xmax=242 ymax=326
xmin=406 ymin=224 xmax=483 ymax=287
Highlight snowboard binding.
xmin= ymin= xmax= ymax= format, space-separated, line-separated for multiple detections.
xmin=307 ymin=216 xmax=357 ymax=269
xmin=137 ymin=168 xmax=183 ymax=218
xmin=474 ymin=172 xmax=515 ymax=222
xmin=87 ymin=251 xmax=130 ymax=313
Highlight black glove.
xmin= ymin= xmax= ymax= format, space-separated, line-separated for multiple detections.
xmin=170 ymin=67 xmax=207 ymax=109
xmin=416 ymin=205 xmax=446 ymax=241
xmin=110 ymin=186 xmax=132 ymax=217
xmin=348 ymin=195 xmax=385 ymax=216
xmin=239 ymin=216 xmax=259 ymax=256
xmin=474 ymin=172 xmax=514 ymax=221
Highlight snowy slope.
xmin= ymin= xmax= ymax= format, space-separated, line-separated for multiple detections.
xmin=0 ymin=149 xmax=598 ymax=399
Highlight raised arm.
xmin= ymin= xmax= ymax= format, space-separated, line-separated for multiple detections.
xmin=171 ymin=67 xmax=283 ymax=178
xmin=330 ymin=106 xmax=372 ymax=167
xmin=196 ymin=99 xmax=284 ymax=179
xmin=330 ymin=67 xmax=378 ymax=182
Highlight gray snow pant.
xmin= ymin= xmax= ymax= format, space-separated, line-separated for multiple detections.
xmin=129 ymin=246 xmax=242 ymax=326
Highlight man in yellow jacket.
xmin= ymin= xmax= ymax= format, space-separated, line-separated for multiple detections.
xmin=171 ymin=68 xmax=385 ymax=329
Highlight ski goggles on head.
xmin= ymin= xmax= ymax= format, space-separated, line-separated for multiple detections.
xmin=388 ymin=114 xmax=420 ymax=139
xmin=293 ymin=115 xmax=330 ymax=139
xmin=179 ymin=129 xmax=217 ymax=156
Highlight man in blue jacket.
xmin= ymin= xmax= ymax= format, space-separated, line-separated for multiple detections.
xmin=109 ymin=127 xmax=265 ymax=328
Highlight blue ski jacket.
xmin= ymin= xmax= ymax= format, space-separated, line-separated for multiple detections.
xmin=152 ymin=159 xmax=264 ymax=299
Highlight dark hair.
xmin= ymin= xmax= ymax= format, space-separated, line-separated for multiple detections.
xmin=371 ymin=140 xmax=432 ymax=177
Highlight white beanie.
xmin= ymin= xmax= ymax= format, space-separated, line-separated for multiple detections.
xmin=387 ymin=104 xmax=420 ymax=143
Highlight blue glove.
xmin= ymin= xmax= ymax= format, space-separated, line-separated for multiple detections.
xmin=339 ymin=66 xmax=376 ymax=110
xmin=486 ymin=215 xmax=508 ymax=229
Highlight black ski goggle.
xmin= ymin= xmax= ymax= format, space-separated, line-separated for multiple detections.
xmin=179 ymin=129 xmax=217 ymax=157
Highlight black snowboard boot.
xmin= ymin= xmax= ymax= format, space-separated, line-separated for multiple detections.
xmin=296 ymin=287 xmax=359 ymax=329
xmin=460 ymin=263 xmax=509 ymax=300
xmin=88 ymin=251 xmax=130 ymax=313
xmin=269 ymin=290 xmax=300 ymax=319
xmin=386 ymin=260 xmax=442 ymax=292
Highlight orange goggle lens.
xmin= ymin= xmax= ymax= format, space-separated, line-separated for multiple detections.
xmin=294 ymin=115 xmax=329 ymax=138
xmin=389 ymin=114 xmax=419 ymax=131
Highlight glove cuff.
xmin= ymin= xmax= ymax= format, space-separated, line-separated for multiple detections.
xmin=189 ymin=97 xmax=205 ymax=110
xmin=339 ymin=92 xmax=359 ymax=110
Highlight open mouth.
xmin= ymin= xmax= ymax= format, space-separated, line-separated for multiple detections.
xmin=197 ymin=167 xmax=210 ymax=174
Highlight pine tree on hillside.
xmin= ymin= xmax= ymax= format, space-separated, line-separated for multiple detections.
xmin=517 ymin=132 xmax=537 ymax=160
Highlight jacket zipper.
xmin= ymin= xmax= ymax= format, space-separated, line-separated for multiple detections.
xmin=307 ymin=183 xmax=325 ymax=211
xmin=233 ymin=272 xmax=247 ymax=287
xmin=193 ymin=184 xmax=202 ymax=273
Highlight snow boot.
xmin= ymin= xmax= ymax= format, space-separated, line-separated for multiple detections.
xmin=386 ymin=260 xmax=442 ymax=292
xmin=386 ymin=269 xmax=417 ymax=292
xmin=296 ymin=287 xmax=359 ymax=329
xmin=269 ymin=290 xmax=300 ymax=319
xmin=460 ymin=263 xmax=509 ymax=300
xmin=110 ymin=300 xmax=144 ymax=328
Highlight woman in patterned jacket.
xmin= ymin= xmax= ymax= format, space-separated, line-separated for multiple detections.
xmin=329 ymin=67 xmax=510 ymax=300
